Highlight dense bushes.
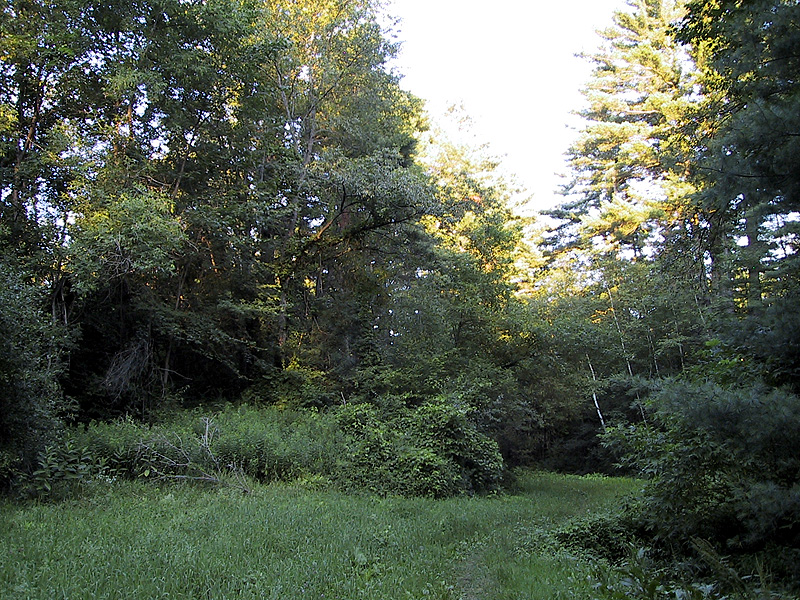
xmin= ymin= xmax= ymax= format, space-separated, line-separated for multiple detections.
xmin=0 ymin=263 xmax=70 ymax=488
xmin=604 ymin=380 xmax=800 ymax=550
xmin=29 ymin=401 xmax=503 ymax=499
xmin=335 ymin=397 xmax=503 ymax=497
xmin=64 ymin=407 xmax=340 ymax=486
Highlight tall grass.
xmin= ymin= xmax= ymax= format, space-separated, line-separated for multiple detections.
xmin=0 ymin=472 xmax=639 ymax=599
xmin=61 ymin=403 xmax=503 ymax=497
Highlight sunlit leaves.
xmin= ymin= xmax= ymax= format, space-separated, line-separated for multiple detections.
xmin=70 ymin=189 xmax=185 ymax=290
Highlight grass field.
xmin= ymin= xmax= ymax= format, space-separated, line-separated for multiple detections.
xmin=0 ymin=471 xmax=640 ymax=599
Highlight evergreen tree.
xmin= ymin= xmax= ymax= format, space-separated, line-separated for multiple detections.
xmin=678 ymin=0 xmax=800 ymax=387
xmin=553 ymin=0 xmax=704 ymax=267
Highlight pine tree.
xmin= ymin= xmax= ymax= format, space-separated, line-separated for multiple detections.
xmin=678 ymin=0 xmax=800 ymax=387
xmin=553 ymin=0 xmax=704 ymax=265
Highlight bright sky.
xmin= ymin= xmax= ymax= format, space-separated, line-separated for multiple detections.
xmin=385 ymin=0 xmax=630 ymax=213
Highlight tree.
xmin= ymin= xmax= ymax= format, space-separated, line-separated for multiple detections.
xmin=554 ymin=0 xmax=703 ymax=264
xmin=49 ymin=0 xmax=290 ymax=414
xmin=258 ymin=0 xmax=427 ymax=365
xmin=605 ymin=379 xmax=800 ymax=550
xmin=677 ymin=0 xmax=800 ymax=387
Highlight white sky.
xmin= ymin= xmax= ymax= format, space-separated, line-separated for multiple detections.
xmin=384 ymin=0 xmax=630 ymax=213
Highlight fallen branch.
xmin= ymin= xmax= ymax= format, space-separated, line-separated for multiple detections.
xmin=136 ymin=419 xmax=251 ymax=494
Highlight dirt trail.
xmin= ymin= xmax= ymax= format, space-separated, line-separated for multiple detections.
xmin=456 ymin=551 xmax=496 ymax=600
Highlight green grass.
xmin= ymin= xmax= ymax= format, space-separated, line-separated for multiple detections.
xmin=0 ymin=471 xmax=640 ymax=599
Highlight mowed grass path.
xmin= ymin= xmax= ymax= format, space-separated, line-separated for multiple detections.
xmin=1 ymin=472 xmax=639 ymax=599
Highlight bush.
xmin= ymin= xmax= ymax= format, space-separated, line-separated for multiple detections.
xmin=590 ymin=546 xmax=728 ymax=600
xmin=68 ymin=417 xmax=152 ymax=478
xmin=554 ymin=509 xmax=639 ymax=563
xmin=68 ymin=406 xmax=340 ymax=485
xmin=392 ymin=447 xmax=461 ymax=498
xmin=333 ymin=397 xmax=504 ymax=497
xmin=19 ymin=440 xmax=116 ymax=500
xmin=604 ymin=380 xmax=800 ymax=549
xmin=0 ymin=263 xmax=70 ymax=487
xmin=333 ymin=403 xmax=396 ymax=494
xmin=61 ymin=399 xmax=504 ymax=498
xmin=402 ymin=398 xmax=504 ymax=493
xmin=200 ymin=405 xmax=339 ymax=481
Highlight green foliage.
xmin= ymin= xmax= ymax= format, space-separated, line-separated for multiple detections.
xmin=590 ymin=547 xmax=726 ymax=600
xmin=685 ymin=339 xmax=766 ymax=388
xmin=554 ymin=0 xmax=700 ymax=261
xmin=64 ymin=402 xmax=502 ymax=498
xmin=554 ymin=509 xmax=640 ymax=564
xmin=69 ymin=189 xmax=185 ymax=292
xmin=333 ymin=403 xmax=398 ymax=493
xmin=68 ymin=407 xmax=339 ymax=486
xmin=201 ymin=405 xmax=339 ymax=481
xmin=0 ymin=262 xmax=70 ymax=486
xmin=604 ymin=380 xmax=800 ymax=549
xmin=21 ymin=441 xmax=115 ymax=500
xmin=244 ymin=364 xmax=339 ymax=409
xmin=590 ymin=538 xmax=800 ymax=600
xmin=3 ymin=9 xmax=797 ymax=600
xmin=1 ymin=0 xmax=544 ymax=478
xmin=64 ymin=416 xmax=151 ymax=479
xmin=334 ymin=397 xmax=504 ymax=497
xmin=403 ymin=398 xmax=504 ymax=493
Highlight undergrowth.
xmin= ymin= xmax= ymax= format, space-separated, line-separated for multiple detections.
xmin=16 ymin=401 xmax=502 ymax=500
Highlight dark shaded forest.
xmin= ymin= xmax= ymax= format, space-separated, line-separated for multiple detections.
xmin=2 ymin=0 xmax=800 ymax=592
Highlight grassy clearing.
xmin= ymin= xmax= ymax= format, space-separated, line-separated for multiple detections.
xmin=0 ymin=471 xmax=640 ymax=599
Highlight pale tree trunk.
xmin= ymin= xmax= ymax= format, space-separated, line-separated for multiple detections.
xmin=743 ymin=210 xmax=765 ymax=314
xmin=605 ymin=284 xmax=647 ymax=423
xmin=587 ymin=355 xmax=607 ymax=433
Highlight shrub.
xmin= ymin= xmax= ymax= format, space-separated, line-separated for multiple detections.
xmin=0 ymin=263 xmax=71 ymax=487
xmin=402 ymin=397 xmax=504 ymax=493
xmin=590 ymin=546 xmax=727 ymax=600
xmin=201 ymin=405 xmax=339 ymax=481
xmin=60 ymin=400 xmax=504 ymax=498
xmin=26 ymin=442 xmax=107 ymax=498
xmin=333 ymin=403 xmax=396 ymax=494
xmin=554 ymin=509 xmax=639 ymax=563
xmin=604 ymin=380 xmax=800 ymax=549
xmin=69 ymin=406 xmax=339 ymax=485
xmin=392 ymin=447 xmax=461 ymax=498
xmin=68 ymin=417 xmax=151 ymax=478
xmin=333 ymin=397 xmax=504 ymax=497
